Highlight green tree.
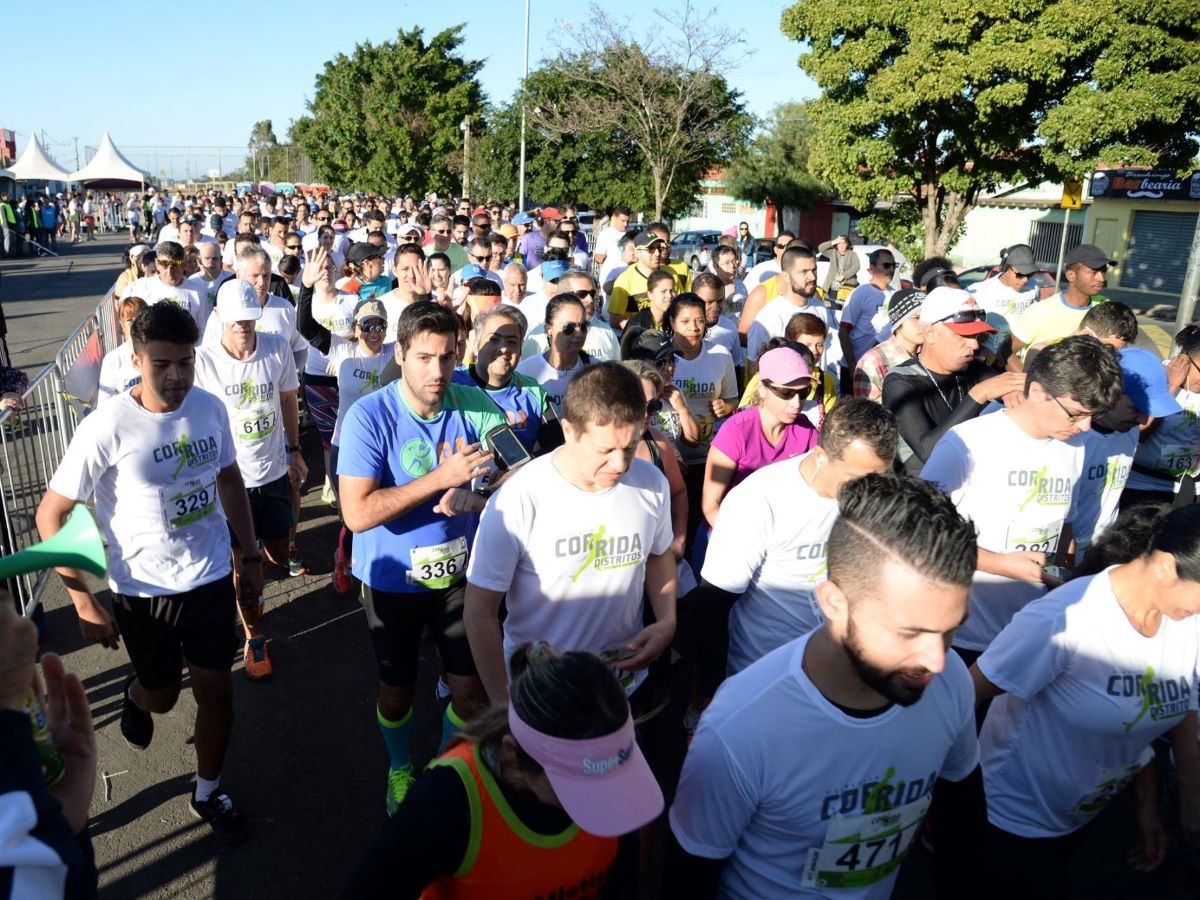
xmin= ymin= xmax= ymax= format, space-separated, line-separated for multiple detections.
xmin=292 ymin=26 xmax=484 ymax=194
xmin=529 ymin=3 xmax=752 ymax=220
xmin=781 ymin=2 xmax=1200 ymax=258
xmin=726 ymin=103 xmax=827 ymax=232
xmin=245 ymin=120 xmax=278 ymax=181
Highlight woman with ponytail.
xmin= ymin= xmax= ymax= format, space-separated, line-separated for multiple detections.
xmin=345 ymin=643 xmax=660 ymax=898
xmin=969 ymin=503 xmax=1200 ymax=896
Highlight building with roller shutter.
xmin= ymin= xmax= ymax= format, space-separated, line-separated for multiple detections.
xmin=1084 ymin=169 xmax=1199 ymax=309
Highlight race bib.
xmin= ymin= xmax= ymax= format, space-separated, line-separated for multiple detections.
xmin=1004 ymin=520 xmax=1061 ymax=554
xmin=161 ymin=477 xmax=217 ymax=531
xmin=238 ymin=404 xmax=277 ymax=442
xmin=408 ymin=537 xmax=467 ymax=589
xmin=802 ymin=793 xmax=931 ymax=890
xmin=1070 ymin=748 xmax=1153 ymax=816
xmin=1159 ymin=443 xmax=1197 ymax=477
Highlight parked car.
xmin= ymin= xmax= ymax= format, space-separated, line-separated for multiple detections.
xmin=956 ymin=265 xmax=1062 ymax=300
xmin=815 ymin=243 xmax=913 ymax=292
xmin=575 ymin=210 xmax=596 ymax=234
xmin=671 ymin=230 xmax=724 ymax=273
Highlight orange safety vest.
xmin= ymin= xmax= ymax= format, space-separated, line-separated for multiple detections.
xmin=422 ymin=742 xmax=618 ymax=900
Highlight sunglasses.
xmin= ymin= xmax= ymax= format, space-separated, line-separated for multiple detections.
xmin=646 ymin=398 xmax=663 ymax=416
xmin=156 ymin=258 xmax=184 ymax=266
xmin=934 ymin=308 xmax=987 ymax=326
xmin=877 ymin=261 xmax=897 ymax=270
xmin=774 ymin=242 xmax=788 ymax=250
xmin=470 ymin=254 xmax=490 ymax=263
xmin=285 ymin=244 xmax=302 ymax=251
xmin=359 ymin=321 xmax=387 ymax=333
xmin=763 ymin=380 xmax=811 ymax=402
xmin=559 ymin=321 xmax=589 ymax=335
xmin=653 ymin=355 xmax=674 ymax=371
xmin=574 ymin=289 xmax=596 ymax=299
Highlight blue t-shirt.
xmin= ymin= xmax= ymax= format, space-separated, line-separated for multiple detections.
xmin=451 ymin=367 xmax=547 ymax=451
xmin=337 ymin=381 xmax=506 ymax=592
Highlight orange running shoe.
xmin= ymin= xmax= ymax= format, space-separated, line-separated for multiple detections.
xmin=244 ymin=635 xmax=273 ymax=680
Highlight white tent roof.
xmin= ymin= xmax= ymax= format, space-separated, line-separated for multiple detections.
xmin=68 ymin=131 xmax=150 ymax=185
xmin=8 ymin=133 xmax=70 ymax=182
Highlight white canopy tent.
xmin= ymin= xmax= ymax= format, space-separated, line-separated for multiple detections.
xmin=7 ymin=132 xmax=70 ymax=182
xmin=68 ymin=131 xmax=150 ymax=188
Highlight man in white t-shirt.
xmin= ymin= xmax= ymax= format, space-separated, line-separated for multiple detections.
xmin=195 ymin=280 xmax=307 ymax=680
xmin=185 ymin=239 xmax=233 ymax=317
xmin=920 ymin=335 xmax=1123 ymax=661
xmin=745 ymin=229 xmax=794 ymax=287
xmin=35 ymin=302 xmax=261 ymax=844
xmin=521 ymin=269 xmax=620 ymax=361
xmin=669 ymin=472 xmax=981 ymax=899
xmin=746 ymin=245 xmax=839 ymax=372
xmin=590 ymin=205 xmax=630 ymax=270
xmin=699 ymin=399 xmax=897 ymax=681
xmin=465 ymin=362 xmax=677 ymax=704
xmin=967 ymin=243 xmax=1040 ymax=364
xmin=694 ymin=273 xmax=744 ymax=380
xmin=121 ymin=241 xmax=207 ymax=331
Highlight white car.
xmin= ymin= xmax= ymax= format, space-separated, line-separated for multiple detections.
xmin=815 ymin=243 xmax=912 ymax=294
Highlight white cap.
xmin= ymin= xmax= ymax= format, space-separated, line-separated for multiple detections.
xmin=216 ymin=279 xmax=263 ymax=324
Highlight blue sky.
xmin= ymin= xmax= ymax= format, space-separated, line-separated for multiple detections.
xmin=2 ymin=1 xmax=814 ymax=178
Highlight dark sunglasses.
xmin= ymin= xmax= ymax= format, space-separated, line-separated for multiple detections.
xmin=877 ymin=261 xmax=897 ymax=270
xmin=470 ymin=254 xmax=490 ymax=263
xmin=763 ymin=380 xmax=811 ymax=402
xmin=935 ymin=308 xmax=987 ymax=325
xmin=285 ymin=244 xmax=302 ymax=251
xmin=646 ymin=398 xmax=663 ymax=416
xmin=574 ymin=289 xmax=596 ymax=299
xmin=653 ymin=355 xmax=674 ymax=370
xmin=559 ymin=321 xmax=589 ymax=335
xmin=359 ymin=321 xmax=387 ymax=333
xmin=774 ymin=242 xmax=788 ymax=250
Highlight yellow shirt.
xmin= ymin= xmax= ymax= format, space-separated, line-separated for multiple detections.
xmin=609 ymin=265 xmax=661 ymax=318
xmin=1011 ymin=293 xmax=1098 ymax=352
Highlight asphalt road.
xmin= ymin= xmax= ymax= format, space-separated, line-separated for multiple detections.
xmin=10 ymin=235 xmax=1200 ymax=898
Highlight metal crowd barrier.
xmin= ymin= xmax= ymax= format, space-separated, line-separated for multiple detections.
xmin=3 ymin=284 xmax=123 ymax=615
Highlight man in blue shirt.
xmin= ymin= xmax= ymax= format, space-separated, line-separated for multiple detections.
xmin=338 ymin=302 xmax=506 ymax=815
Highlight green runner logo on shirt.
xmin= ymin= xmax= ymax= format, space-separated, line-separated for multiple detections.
xmin=1012 ymin=465 xmax=1072 ymax=512
xmin=151 ymin=432 xmax=220 ymax=480
xmin=400 ymin=438 xmax=436 ymax=477
xmin=225 ymin=376 xmax=272 ymax=409
xmin=1111 ymin=666 xmax=1191 ymax=732
xmin=555 ymin=526 xmax=646 ymax=582
xmin=359 ymin=369 xmax=381 ymax=395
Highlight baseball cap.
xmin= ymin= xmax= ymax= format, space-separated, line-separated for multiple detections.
xmin=634 ymin=232 xmax=665 ymax=250
xmin=353 ymin=299 xmax=387 ymax=323
xmin=458 ymin=263 xmax=489 ymax=282
xmin=499 ymin=224 xmax=518 ymax=239
xmin=1118 ymin=347 xmax=1182 ymax=418
xmin=1002 ymin=244 xmax=1040 ymax=276
xmin=345 ymin=241 xmax=387 ymax=264
xmin=919 ymin=287 xmax=996 ymax=336
xmin=216 ymin=279 xmax=262 ymax=324
xmin=398 ymin=222 xmax=423 ymax=238
xmin=472 ymin=206 xmax=489 ymax=217
xmin=511 ymin=212 xmax=534 ymax=226
xmin=758 ymin=347 xmax=812 ymax=385
xmin=508 ymin=704 xmax=662 ymax=838
xmin=887 ymin=288 xmax=926 ymax=327
xmin=539 ymin=207 xmax=563 ymax=221
xmin=540 ymin=259 xmax=569 ymax=283
xmin=1064 ymin=244 xmax=1115 ymax=270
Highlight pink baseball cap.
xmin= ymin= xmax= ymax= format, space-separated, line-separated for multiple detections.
xmin=758 ymin=346 xmax=812 ymax=385
xmin=508 ymin=704 xmax=663 ymax=837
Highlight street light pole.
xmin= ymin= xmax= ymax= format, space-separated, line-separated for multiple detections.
xmin=518 ymin=0 xmax=530 ymax=211
xmin=461 ymin=117 xmax=471 ymax=198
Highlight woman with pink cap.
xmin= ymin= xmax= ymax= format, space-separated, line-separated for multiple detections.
xmin=345 ymin=643 xmax=662 ymax=898
xmin=700 ymin=345 xmax=820 ymax=532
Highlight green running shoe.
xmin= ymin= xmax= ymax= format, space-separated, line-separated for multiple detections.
xmin=386 ymin=765 xmax=415 ymax=816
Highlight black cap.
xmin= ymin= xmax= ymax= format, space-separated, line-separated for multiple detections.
xmin=634 ymin=232 xmax=665 ymax=250
xmin=887 ymin=288 xmax=926 ymax=326
xmin=1002 ymin=244 xmax=1039 ymax=276
xmin=1064 ymin=243 xmax=1115 ymax=270
xmin=346 ymin=241 xmax=386 ymax=264
xmin=624 ymin=328 xmax=673 ymax=362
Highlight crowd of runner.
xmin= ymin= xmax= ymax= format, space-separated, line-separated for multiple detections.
xmin=2 ymin=187 xmax=1199 ymax=899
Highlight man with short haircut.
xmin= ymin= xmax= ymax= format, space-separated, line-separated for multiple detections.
xmin=450 ymin=238 xmax=503 ymax=291
xmin=222 ymin=209 xmax=259 ymax=269
xmin=670 ymin=472 xmax=980 ymax=899
xmin=746 ymin=229 xmax=795 ymax=286
xmin=338 ymin=302 xmax=507 ymax=814
xmin=601 ymin=231 xmax=638 ymax=303
xmin=838 ymin=248 xmax=896 ymax=376
xmin=694 ymin=272 xmax=744 ymax=385
xmin=745 ymin=246 xmax=837 ymax=370
xmin=817 ymin=234 xmax=861 ymax=298
xmin=968 ymin=243 xmax=1040 ymax=364
xmin=121 ymin=241 xmax=208 ymax=330
xmin=1009 ymin=244 xmax=1113 ymax=369
xmin=195 ymin=280 xmax=307 ymax=679
xmin=592 ymin=205 xmax=631 ymax=269
xmin=883 ymin=288 xmax=1025 ymax=474
xmin=501 ymin=262 xmax=530 ymax=307
xmin=424 ymin=215 xmax=468 ymax=270
xmin=609 ymin=232 xmax=668 ymax=327
xmin=698 ymin=399 xmax=897 ymax=680
xmin=921 ymin=335 xmax=1123 ymax=661
xmin=37 ymin=302 xmax=262 ymax=843
xmin=647 ymin=222 xmax=692 ymax=294
xmin=518 ymin=207 xmax=562 ymax=269
xmin=465 ymin=361 xmax=677 ymax=703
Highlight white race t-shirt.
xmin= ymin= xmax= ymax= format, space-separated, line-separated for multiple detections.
xmin=332 ymin=347 xmax=393 ymax=446
xmin=673 ymin=344 xmax=737 ymax=462
xmin=969 ymin=275 xmax=1039 ymax=322
xmin=670 ymin=632 xmax=978 ymax=900
xmin=747 ymin=296 xmax=840 ymax=372
xmin=304 ymin=291 xmax=358 ymax=376
xmin=702 ymin=453 xmax=839 ymax=672
xmin=1126 ymin=389 xmax=1200 ymax=493
xmin=97 ymin=344 xmax=140 ymax=402
xmin=704 ymin=315 xmax=744 ymax=368
xmin=514 ymin=353 xmax=586 ymax=417
xmin=121 ymin=276 xmax=206 ymax=331
xmin=978 ymin=569 xmax=1199 ymax=837
xmin=467 ymin=452 xmax=673 ymax=694
xmin=183 ymin=273 xmax=232 ymax=323
xmin=1069 ymin=427 xmax=1139 ymax=558
xmin=194 ymin=333 xmax=298 ymax=488
xmin=745 ymin=258 xmax=781 ymax=287
xmin=201 ymin=294 xmax=309 ymax=371
xmin=48 ymin=388 xmax=236 ymax=597
xmin=920 ymin=410 xmax=1084 ymax=651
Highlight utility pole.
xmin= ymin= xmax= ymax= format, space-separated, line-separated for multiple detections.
xmin=519 ymin=0 xmax=530 ymax=211
xmin=460 ymin=117 xmax=471 ymax=198
xmin=72 ymin=137 xmax=79 ymax=170
xmin=1174 ymin=215 xmax=1200 ymax=331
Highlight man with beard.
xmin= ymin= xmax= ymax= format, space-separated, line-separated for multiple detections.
xmin=744 ymin=245 xmax=839 ymax=373
xmin=668 ymin=472 xmax=980 ymax=899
